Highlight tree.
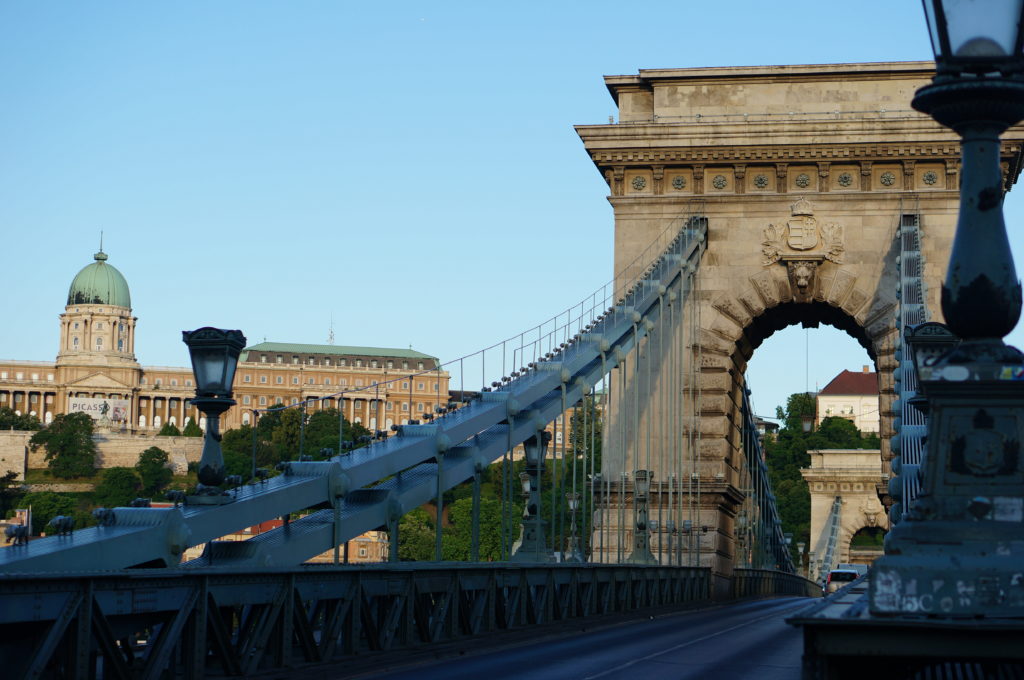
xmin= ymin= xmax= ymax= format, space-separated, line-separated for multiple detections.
xmin=442 ymin=497 xmax=507 ymax=561
xmin=20 ymin=491 xmax=76 ymax=534
xmin=30 ymin=412 xmax=97 ymax=479
xmin=93 ymin=468 xmax=140 ymax=508
xmin=182 ymin=419 xmax=203 ymax=437
xmin=0 ymin=406 xmax=42 ymax=431
xmin=157 ymin=422 xmax=182 ymax=437
xmin=397 ymin=507 xmax=437 ymax=561
xmin=135 ymin=447 xmax=172 ymax=497
xmin=0 ymin=471 xmax=23 ymax=518
xmin=271 ymin=408 xmax=303 ymax=462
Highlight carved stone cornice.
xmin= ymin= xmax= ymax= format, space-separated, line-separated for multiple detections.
xmin=586 ymin=141 xmax=1016 ymax=165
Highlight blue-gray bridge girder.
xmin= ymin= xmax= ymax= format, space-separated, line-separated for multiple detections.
xmin=0 ymin=223 xmax=707 ymax=573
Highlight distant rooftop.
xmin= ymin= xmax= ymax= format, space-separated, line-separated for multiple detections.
xmin=819 ymin=368 xmax=878 ymax=396
xmin=241 ymin=342 xmax=437 ymax=362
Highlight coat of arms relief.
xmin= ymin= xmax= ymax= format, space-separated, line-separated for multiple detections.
xmin=762 ymin=197 xmax=845 ymax=301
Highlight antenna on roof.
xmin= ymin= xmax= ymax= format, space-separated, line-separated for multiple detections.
xmin=328 ymin=314 xmax=335 ymax=345
xmin=99 ymin=230 xmax=104 ymax=253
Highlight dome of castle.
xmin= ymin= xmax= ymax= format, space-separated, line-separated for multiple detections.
xmin=67 ymin=251 xmax=131 ymax=308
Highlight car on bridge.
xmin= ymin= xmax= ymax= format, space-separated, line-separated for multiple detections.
xmin=822 ymin=568 xmax=861 ymax=595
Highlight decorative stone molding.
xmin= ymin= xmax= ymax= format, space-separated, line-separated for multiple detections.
xmin=692 ymin=165 xmax=705 ymax=194
xmin=786 ymin=261 xmax=818 ymax=302
xmin=761 ymin=198 xmax=845 ymax=301
xmin=762 ymin=198 xmax=845 ymax=265
xmin=652 ymin=165 xmax=665 ymax=194
xmin=775 ymin=163 xmax=788 ymax=193
xmin=817 ymin=162 xmax=831 ymax=192
xmin=612 ymin=166 xmax=625 ymax=195
xmin=733 ymin=164 xmax=746 ymax=194
xmin=945 ymin=159 xmax=958 ymax=190
xmin=860 ymin=161 xmax=873 ymax=191
xmin=588 ymin=142 xmax=974 ymax=164
xmin=901 ymin=160 xmax=916 ymax=190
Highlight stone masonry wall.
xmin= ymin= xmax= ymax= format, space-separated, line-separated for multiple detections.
xmin=0 ymin=430 xmax=203 ymax=479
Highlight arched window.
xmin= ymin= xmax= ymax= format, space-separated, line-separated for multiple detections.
xmin=96 ymin=337 xmax=103 ymax=349
xmin=153 ymin=415 xmax=161 ymax=428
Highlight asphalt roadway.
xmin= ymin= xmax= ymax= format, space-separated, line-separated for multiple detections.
xmin=330 ymin=597 xmax=814 ymax=680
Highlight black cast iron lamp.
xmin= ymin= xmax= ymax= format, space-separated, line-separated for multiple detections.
xmin=923 ymin=0 xmax=1024 ymax=75
xmin=869 ymin=3 xmax=1024 ymax=618
xmin=182 ymin=327 xmax=246 ymax=491
xmin=914 ymin=0 xmax=1024 ymax=348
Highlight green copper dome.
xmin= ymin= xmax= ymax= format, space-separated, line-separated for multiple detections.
xmin=67 ymin=251 xmax=131 ymax=308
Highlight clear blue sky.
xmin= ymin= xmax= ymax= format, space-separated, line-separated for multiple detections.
xmin=2 ymin=2 xmax=1022 ymax=418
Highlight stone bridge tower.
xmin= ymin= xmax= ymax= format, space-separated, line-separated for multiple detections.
xmin=577 ymin=62 xmax=1024 ymax=585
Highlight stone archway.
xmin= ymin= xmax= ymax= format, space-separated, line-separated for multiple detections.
xmin=577 ymin=62 xmax=1024 ymax=582
xmin=801 ymin=448 xmax=889 ymax=578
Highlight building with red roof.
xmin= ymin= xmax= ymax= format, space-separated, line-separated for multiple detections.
xmin=816 ymin=366 xmax=879 ymax=433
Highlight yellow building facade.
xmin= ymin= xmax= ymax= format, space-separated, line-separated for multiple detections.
xmin=0 ymin=250 xmax=449 ymax=435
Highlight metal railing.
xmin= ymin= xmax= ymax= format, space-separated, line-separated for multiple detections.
xmin=0 ymin=563 xmax=714 ymax=679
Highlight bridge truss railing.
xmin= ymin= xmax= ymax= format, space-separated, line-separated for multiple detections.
xmin=0 ymin=563 xmax=713 ymax=680
xmin=809 ymin=496 xmax=843 ymax=583
xmin=0 ymin=208 xmax=713 ymax=573
xmin=736 ymin=387 xmax=796 ymax=572
xmin=732 ymin=568 xmax=821 ymax=599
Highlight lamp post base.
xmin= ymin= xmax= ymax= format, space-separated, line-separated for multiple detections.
xmin=871 ymin=520 xmax=1024 ymax=617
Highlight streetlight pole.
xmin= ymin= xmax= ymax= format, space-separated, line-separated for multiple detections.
xmin=627 ymin=469 xmax=656 ymax=564
xmin=870 ymin=1 xmax=1024 ymax=618
xmin=565 ymin=492 xmax=584 ymax=563
xmin=511 ymin=431 xmax=554 ymax=563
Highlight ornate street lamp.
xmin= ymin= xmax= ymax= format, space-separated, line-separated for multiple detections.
xmin=870 ymin=3 xmax=1024 ymax=617
xmin=182 ymin=327 xmax=246 ymax=498
xmin=565 ymin=491 xmax=584 ymax=563
xmin=627 ymin=469 xmax=656 ymax=564
xmin=511 ymin=431 xmax=554 ymax=562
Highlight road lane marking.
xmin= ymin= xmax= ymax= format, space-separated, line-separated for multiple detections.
xmin=581 ymin=601 xmax=806 ymax=680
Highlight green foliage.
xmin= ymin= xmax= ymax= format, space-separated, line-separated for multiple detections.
xmin=0 ymin=471 xmax=23 ymax=517
xmin=182 ymin=419 xmax=203 ymax=437
xmin=764 ymin=393 xmax=881 ymax=562
xmin=135 ymin=447 xmax=172 ymax=497
xmin=93 ymin=467 xmax=141 ymax=508
xmin=157 ymin=422 xmax=182 ymax=437
xmin=218 ymin=407 xmax=372 ymax=482
xmin=850 ymin=526 xmax=885 ymax=547
xmin=271 ymin=408 xmax=303 ymax=460
xmin=0 ymin=406 xmax=42 ymax=431
xmin=222 ymin=425 xmax=259 ymax=480
xmin=442 ymin=497 xmax=508 ymax=561
xmin=30 ymin=412 xmax=98 ymax=479
xmin=397 ymin=507 xmax=437 ymax=561
xmin=20 ymin=491 xmax=76 ymax=534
